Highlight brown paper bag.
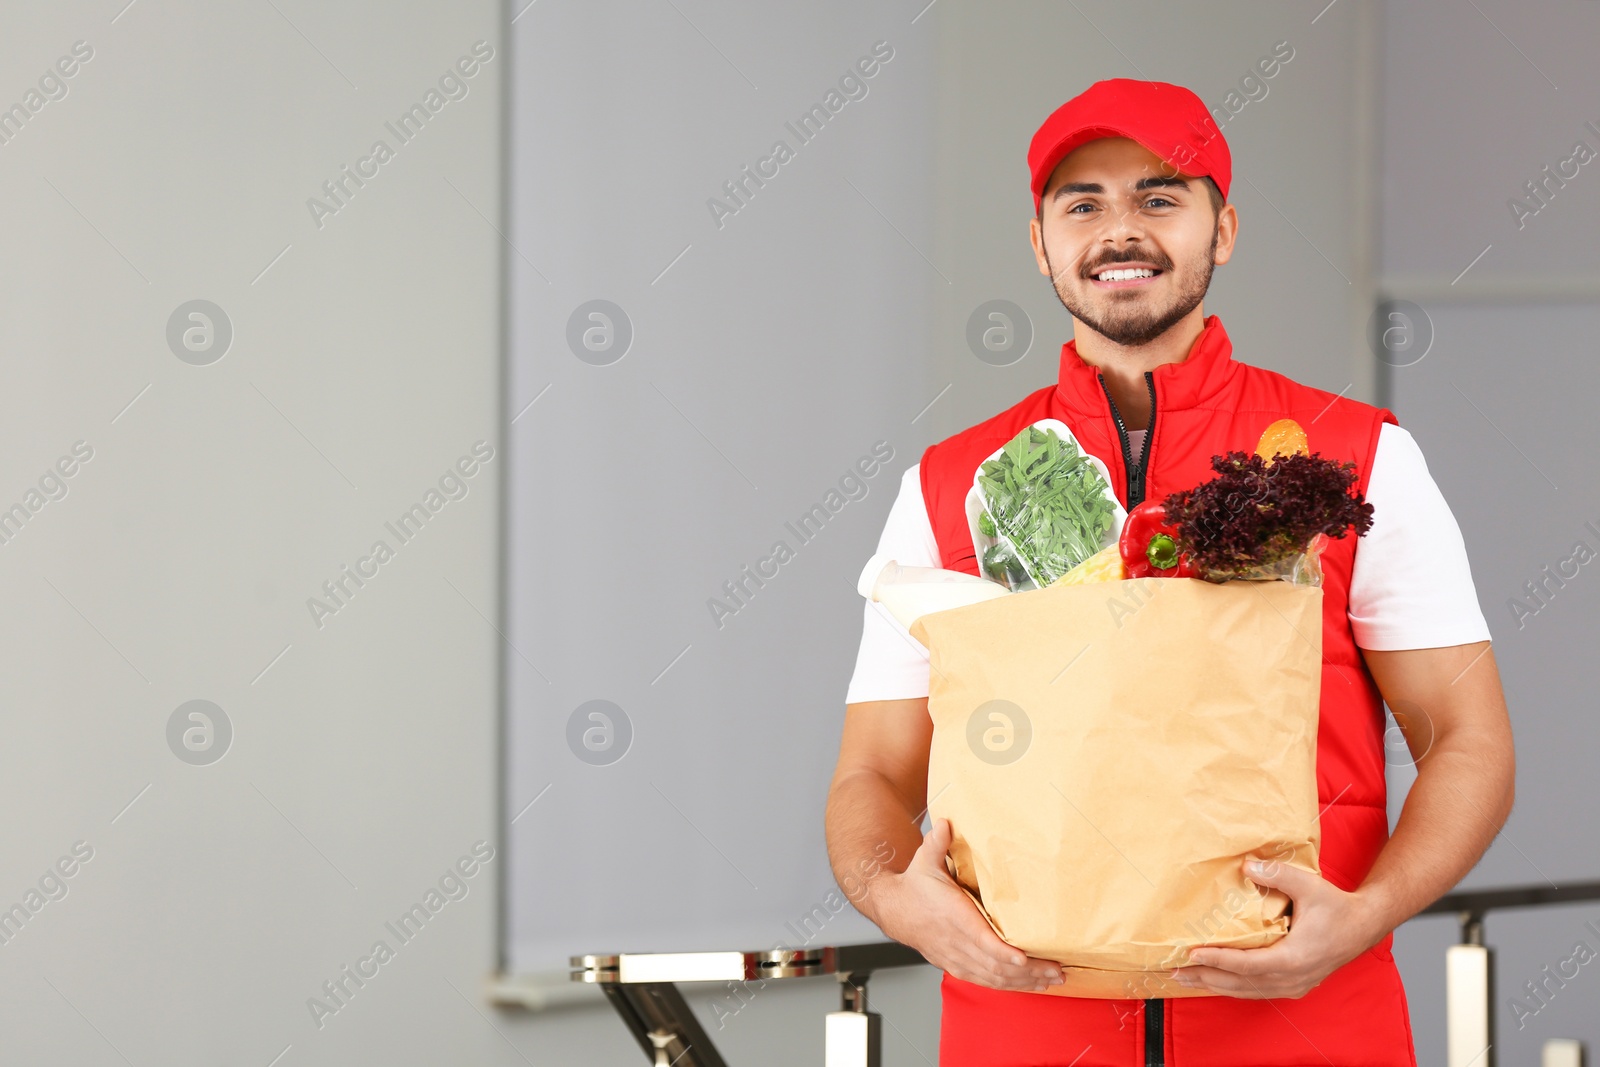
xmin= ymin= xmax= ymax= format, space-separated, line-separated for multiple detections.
xmin=909 ymin=576 xmax=1322 ymax=999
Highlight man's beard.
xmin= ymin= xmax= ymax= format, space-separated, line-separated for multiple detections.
xmin=1043 ymin=226 xmax=1218 ymax=347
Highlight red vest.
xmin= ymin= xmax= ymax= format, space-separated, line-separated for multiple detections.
xmin=923 ymin=315 xmax=1418 ymax=1066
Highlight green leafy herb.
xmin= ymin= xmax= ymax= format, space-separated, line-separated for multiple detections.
xmin=977 ymin=425 xmax=1116 ymax=586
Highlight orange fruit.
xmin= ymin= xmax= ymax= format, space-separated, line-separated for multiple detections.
xmin=1256 ymin=418 xmax=1309 ymax=463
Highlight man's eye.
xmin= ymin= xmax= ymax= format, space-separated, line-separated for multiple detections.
xmin=1145 ymin=197 xmax=1175 ymax=208
xmin=1069 ymin=203 xmax=1096 ymax=214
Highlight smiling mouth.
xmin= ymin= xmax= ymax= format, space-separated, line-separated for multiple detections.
xmin=1089 ymin=267 xmax=1164 ymax=289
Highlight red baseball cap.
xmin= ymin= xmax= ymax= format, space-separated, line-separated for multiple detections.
xmin=1028 ymin=78 xmax=1231 ymax=214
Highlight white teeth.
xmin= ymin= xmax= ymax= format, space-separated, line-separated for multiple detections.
xmin=1095 ymin=268 xmax=1156 ymax=281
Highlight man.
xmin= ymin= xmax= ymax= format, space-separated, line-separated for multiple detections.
xmin=824 ymin=78 xmax=1515 ymax=1066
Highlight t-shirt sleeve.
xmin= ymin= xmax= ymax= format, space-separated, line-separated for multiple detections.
xmin=1347 ymin=423 xmax=1493 ymax=650
xmin=844 ymin=463 xmax=941 ymax=704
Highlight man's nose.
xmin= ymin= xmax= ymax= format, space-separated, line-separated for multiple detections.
xmin=1100 ymin=201 xmax=1148 ymax=241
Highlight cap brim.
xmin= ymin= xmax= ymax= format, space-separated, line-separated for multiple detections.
xmin=1033 ymin=125 xmax=1189 ymax=204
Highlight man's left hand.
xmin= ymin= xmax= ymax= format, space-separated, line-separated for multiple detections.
xmin=1171 ymin=858 xmax=1390 ymax=999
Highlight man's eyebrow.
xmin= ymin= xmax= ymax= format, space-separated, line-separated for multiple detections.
xmin=1050 ymin=176 xmax=1191 ymax=203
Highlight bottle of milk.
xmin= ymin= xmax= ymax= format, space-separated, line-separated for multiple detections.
xmin=856 ymin=553 xmax=1012 ymax=630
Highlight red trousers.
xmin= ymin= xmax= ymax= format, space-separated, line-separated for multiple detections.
xmin=938 ymin=935 xmax=1418 ymax=1066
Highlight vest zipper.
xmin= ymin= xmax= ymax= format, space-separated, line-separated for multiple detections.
xmin=1144 ymin=997 xmax=1164 ymax=1066
xmin=1096 ymin=371 xmax=1158 ymax=509
xmin=1098 ymin=369 xmax=1166 ymax=1065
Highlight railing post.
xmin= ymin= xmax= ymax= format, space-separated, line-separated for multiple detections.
xmin=1542 ymin=1038 xmax=1583 ymax=1067
xmin=824 ymin=970 xmax=882 ymax=1067
xmin=1446 ymin=909 xmax=1493 ymax=1067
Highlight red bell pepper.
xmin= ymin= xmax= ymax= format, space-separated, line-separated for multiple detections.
xmin=1119 ymin=500 xmax=1200 ymax=579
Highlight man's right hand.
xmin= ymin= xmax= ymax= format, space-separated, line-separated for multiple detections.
xmin=879 ymin=818 xmax=1066 ymax=992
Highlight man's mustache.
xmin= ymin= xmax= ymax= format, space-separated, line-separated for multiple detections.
xmin=1047 ymin=246 xmax=1173 ymax=286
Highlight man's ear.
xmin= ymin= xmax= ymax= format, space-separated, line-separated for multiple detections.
xmin=1213 ymin=203 xmax=1239 ymax=266
xmin=1029 ymin=216 xmax=1051 ymax=276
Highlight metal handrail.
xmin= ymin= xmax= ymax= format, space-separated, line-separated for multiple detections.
xmin=567 ymin=941 xmax=927 ymax=1067
xmin=557 ymin=882 xmax=1600 ymax=1067
xmin=1415 ymin=880 xmax=1600 ymax=1067
xmin=1420 ymin=880 xmax=1600 ymax=929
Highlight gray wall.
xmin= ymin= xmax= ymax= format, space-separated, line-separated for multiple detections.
xmin=0 ymin=1 xmax=513 ymax=1064
xmin=503 ymin=0 xmax=935 ymax=979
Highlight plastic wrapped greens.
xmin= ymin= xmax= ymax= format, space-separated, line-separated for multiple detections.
xmin=969 ymin=422 xmax=1124 ymax=591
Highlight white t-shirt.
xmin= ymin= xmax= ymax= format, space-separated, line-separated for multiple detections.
xmin=845 ymin=422 xmax=1492 ymax=704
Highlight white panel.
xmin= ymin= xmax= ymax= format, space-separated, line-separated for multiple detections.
xmin=617 ymin=951 xmax=747 ymax=984
xmin=1447 ymin=944 xmax=1492 ymax=1067
xmin=1543 ymin=1039 xmax=1583 ymax=1067
xmin=825 ymin=1011 xmax=874 ymax=1067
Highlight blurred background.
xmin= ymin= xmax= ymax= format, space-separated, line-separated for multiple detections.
xmin=0 ymin=1 xmax=1595 ymax=1064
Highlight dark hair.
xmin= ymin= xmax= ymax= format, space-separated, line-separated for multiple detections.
xmin=1036 ymin=174 xmax=1225 ymax=221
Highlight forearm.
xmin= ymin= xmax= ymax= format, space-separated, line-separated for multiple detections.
xmin=824 ymin=769 xmax=924 ymax=928
xmin=1355 ymin=733 xmax=1515 ymax=936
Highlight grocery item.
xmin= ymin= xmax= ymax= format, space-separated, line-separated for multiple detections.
xmin=1118 ymin=500 xmax=1200 ymax=579
xmin=969 ymin=420 xmax=1125 ymax=591
xmin=1161 ymin=450 xmax=1371 ymax=585
xmin=856 ymin=553 xmax=1011 ymax=631
xmin=912 ymin=575 xmax=1323 ymax=999
xmin=1256 ymin=417 xmax=1310 ymax=462
xmin=1048 ymin=542 xmax=1124 ymax=586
